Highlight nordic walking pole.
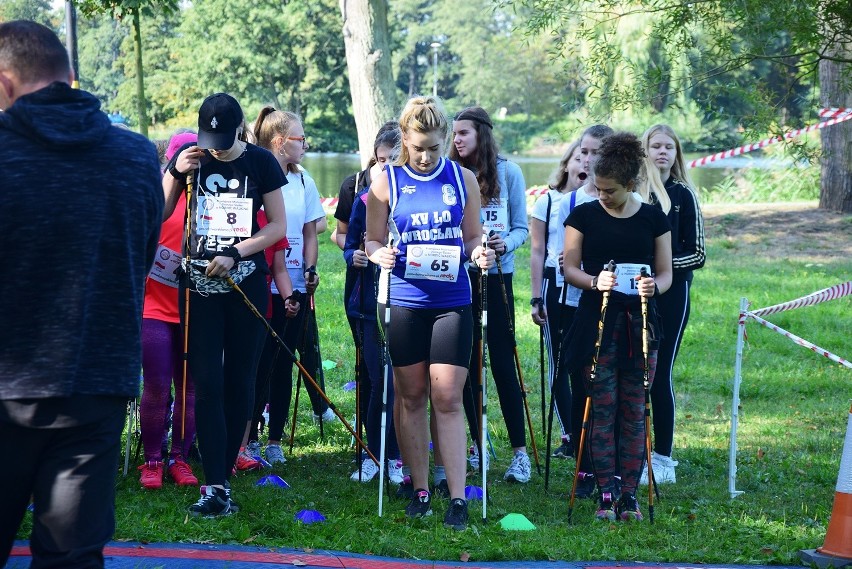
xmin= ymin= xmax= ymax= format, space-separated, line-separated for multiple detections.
xmin=480 ymin=232 xmax=489 ymax=523
xmin=224 ymin=276 xmax=380 ymax=466
xmin=304 ymin=266 xmax=329 ymax=441
xmin=539 ymin=321 xmax=546 ymax=438
xmin=354 ymin=236 xmax=366 ymax=475
xmin=179 ymin=171 xmax=194 ymax=447
xmin=568 ymin=260 xmax=615 ymax=522
xmin=378 ymin=236 xmax=393 ymax=516
xmin=544 ymin=279 xmax=570 ymax=491
xmin=640 ymin=266 xmax=656 ymax=524
xmin=289 ymin=290 xmax=311 ymax=452
xmin=491 ymin=232 xmax=541 ymax=475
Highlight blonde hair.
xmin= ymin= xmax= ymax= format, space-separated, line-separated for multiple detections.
xmin=253 ymin=106 xmax=302 ymax=174
xmin=639 ymin=124 xmax=698 ymax=213
xmin=395 ymin=95 xmax=449 ymax=167
xmin=549 ymin=139 xmax=582 ymax=191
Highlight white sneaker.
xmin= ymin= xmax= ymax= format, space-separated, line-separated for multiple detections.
xmin=350 ymin=458 xmax=379 ymax=482
xmin=640 ymin=451 xmax=679 ymax=485
xmin=388 ymin=459 xmax=404 ymax=485
xmin=264 ymin=444 xmax=286 ymax=465
xmin=468 ymin=445 xmax=490 ymax=471
xmin=503 ymin=450 xmax=532 ymax=483
xmin=313 ymin=407 xmax=335 ymax=424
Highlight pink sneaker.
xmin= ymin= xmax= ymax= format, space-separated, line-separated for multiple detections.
xmin=138 ymin=461 xmax=163 ymax=490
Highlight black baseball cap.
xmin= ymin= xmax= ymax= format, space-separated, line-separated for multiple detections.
xmin=197 ymin=93 xmax=243 ymax=150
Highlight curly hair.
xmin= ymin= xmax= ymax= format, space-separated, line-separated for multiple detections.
xmin=593 ymin=131 xmax=646 ymax=187
xmin=448 ymin=106 xmax=501 ymax=203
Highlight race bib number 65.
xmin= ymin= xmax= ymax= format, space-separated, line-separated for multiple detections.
xmin=404 ymin=244 xmax=461 ymax=282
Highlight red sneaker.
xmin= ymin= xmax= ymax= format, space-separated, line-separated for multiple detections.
xmin=168 ymin=459 xmax=199 ymax=486
xmin=235 ymin=448 xmax=261 ymax=471
xmin=138 ymin=461 xmax=163 ymax=489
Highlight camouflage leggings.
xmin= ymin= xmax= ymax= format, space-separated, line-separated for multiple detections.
xmin=583 ymin=309 xmax=657 ymax=496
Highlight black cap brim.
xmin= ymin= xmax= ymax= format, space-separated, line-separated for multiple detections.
xmin=197 ymin=129 xmax=236 ymax=150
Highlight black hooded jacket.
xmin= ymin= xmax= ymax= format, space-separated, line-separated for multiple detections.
xmin=0 ymin=82 xmax=163 ymax=399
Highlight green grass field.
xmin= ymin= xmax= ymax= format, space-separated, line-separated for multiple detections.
xmin=19 ymin=204 xmax=851 ymax=565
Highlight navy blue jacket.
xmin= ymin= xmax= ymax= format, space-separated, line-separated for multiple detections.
xmin=0 ymin=82 xmax=163 ymax=399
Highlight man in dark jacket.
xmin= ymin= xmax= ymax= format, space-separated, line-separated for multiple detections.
xmin=0 ymin=20 xmax=163 ymax=568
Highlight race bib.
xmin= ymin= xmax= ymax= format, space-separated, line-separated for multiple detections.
xmin=148 ymin=245 xmax=181 ymax=288
xmin=285 ymin=234 xmax=304 ymax=269
xmin=614 ymin=263 xmax=651 ymax=295
xmin=196 ymin=195 xmax=252 ymax=238
xmin=482 ymin=203 xmax=508 ymax=234
xmin=404 ymin=244 xmax=461 ymax=282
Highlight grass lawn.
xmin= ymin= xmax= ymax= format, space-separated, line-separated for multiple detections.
xmin=19 ymin=202 xmax=851 ymax=564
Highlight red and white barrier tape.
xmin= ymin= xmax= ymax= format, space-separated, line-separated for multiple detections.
xmin=819 ymin=108 xmax=852 ymax=119
xmin=687 ymin=112 xmax=852 ymax=168
xmin=320 ymin=197 xmax=338 ymax=209
xmin=752 ymin=281 xmax=852 ymax=317
xmin=746 ymin=312 xmax=852 ymax=369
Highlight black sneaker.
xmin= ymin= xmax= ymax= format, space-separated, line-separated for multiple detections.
xmin=432 ymin=479 xmax=449 ymax=498
xmin=189 ymin=486 xmax=231 ymax=517
xmin=396 ymin=476 xmax=414 ymax=500
xmin=617 ymin=492 xmax=643 ymax=521
xmin=443 ymin=498 xmax=468 ymax=530
xmin=574 ymin=471 xmax=596 ymax=499
xmin=223 ymin=482 xmax=240 ymax=513
xmin=552 ymin=438 xmax=572 ymax=458
xmin=405 ymin=488 xmax=432 ymax=518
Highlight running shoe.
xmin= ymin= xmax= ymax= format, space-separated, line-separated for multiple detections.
xmin=313 ymin=407 xmax=335 ymax=424
xmin=617 ymin=492 xmax=643 ymax=521
xmin=264 ymin=444 xmax=286 ymax=466
xmin=595 ymin=491 xmax=616 ymax=521
xmin=503 ymin=450 xmax=532 ymax=483
xmin=432 ymin=479 xmax=450 ymax=499
xmin=246 ymin=440 xmax=262 ymax=458
xmin=224 ymin=481 xmax=240 ymax=513
xmin=167 ymin=459 xmax=198 ymax=486
xmin=388 ymin=459 xmax=405 ymax=484
xmin=138 ymin=461 xmax=163 ymax=490
xmin=350 ymin=458 xmax=379 ymax=482
xmin=235 ymin=447 xmax=262 ymax=471
xmin=552 ymin=436 xmax=572 ymax=458
xmin=405 ymin=488 xmax=432 ymax=518
xmin=574 ymin=471 xmax=597 ymax=499
xmin=188 ymin=485 xmax=231 ymax=517
xmin=396 ymin=476 xmax=414 ymax=500
xmin=640 ymin=452 xmax=678 ymax=485
xmin=443 ymin=498 xmax=469 ymax=530
xmin=468 ymin=445 xmax=490 ymax=471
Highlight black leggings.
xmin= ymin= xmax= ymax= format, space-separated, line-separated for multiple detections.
xmin=540 ymin=267 xmax=573 ymax=437
xmin=251 ymin=294 xmax=328 ymax=442
xmin=650 ymin=271 xmax=692 ymax=456
xmin=464 ymin=270 xmax=527 ymax=449
xmin=185 ymin=269 xmax=267 ymax=486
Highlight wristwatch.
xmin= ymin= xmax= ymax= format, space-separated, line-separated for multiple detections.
xmin=591 ymin=276 xmax=599 ymax=291
xmin=530 ymin=297 xmax=544 ymax=307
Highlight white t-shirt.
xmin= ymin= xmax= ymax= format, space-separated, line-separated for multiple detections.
xmin=277 ymin=168 xmax=324 ymax=293
xmin=531 ymin=189 xmax=567 ymax=269
xmin=557 ymin=185 xmax=598 ymax=306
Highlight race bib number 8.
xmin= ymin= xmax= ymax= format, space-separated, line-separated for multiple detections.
xmin=404 ymin=244 xmax=461 ymax=282
xmin=614 ymin=263 xmax=651 ymax=295
xmin=196 ymin=195 xmax=252 ymax=238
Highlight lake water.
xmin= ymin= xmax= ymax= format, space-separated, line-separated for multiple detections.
xmin=301 ymin=152 xmax=783 ymax=198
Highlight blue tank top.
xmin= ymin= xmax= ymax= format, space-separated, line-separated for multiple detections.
xmin=387 ymin=157 xmax=472 ymax=309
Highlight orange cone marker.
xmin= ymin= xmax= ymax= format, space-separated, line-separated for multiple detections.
xmin=800 ymin=401 xmax=852 ymax=568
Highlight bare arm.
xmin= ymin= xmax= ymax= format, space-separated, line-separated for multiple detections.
xmin=365 ymin=173 xmax=396 ymax=269
xmin=529 ymin=217 xmax=547 ymax=324
xmin=334 ymin=220 xmax=348 ymax=250
xmin=461 ymin=168 xmax=494 ymax=269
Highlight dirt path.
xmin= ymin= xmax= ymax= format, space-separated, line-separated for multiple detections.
xmin=703 ymin=201 xmax=852 ymax=263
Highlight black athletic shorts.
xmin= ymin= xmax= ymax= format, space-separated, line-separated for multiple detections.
xmin=380 ymin=304 xmax=473 ymax=368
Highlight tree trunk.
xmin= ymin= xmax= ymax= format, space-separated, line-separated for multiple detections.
xmin=340 ymin=0 xmax=397 ymax=168
xmin=818 ymin=45 xmax=851 ymax=213
xmin=132 ymin=8 xmax=149 ymax=138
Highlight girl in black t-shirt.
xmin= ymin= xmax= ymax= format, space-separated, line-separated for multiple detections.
xmin=163 ymin=93 xmax=287 ymax=517
xmin=562 ymin=132 xmax=672 ymax=522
